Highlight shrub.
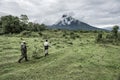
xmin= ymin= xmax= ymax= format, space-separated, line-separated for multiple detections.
xmin=106 ymin=34 xmax=113 ymax=39
xmin=118 ymin=33 xmax=120 ymax=40
xmin=20 ymin=31 xmax=39 ymax=37
xmin=38 ymin=32 xmax=43 ymax=36
xmin=112 ymin=25 xmax=119 ymax=39
xmin=62 ymin=34 xmax=66 ymax=37
xmin=70 ymin=35 xmax=76 ymax=39
xmin=70 ymin=32 xmax=76 ymax=39
xmin=96 ymin=33 xmax=103 ymax=42
xmin=67 ymin=41 xmax=73 ymax=45
xmin=32 ymin=46 xmax=42 ymax=59
xmin=20 ymin=30 xmax=31 ymax=37
xmin=31 ymin=32 xmax=39 ymax=37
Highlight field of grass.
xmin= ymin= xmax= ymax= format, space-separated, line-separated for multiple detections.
xmin=0 ymin=31 xmax=120 ymax=80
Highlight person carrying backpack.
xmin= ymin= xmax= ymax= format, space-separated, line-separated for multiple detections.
xmin=44 ymin=40 xmax=49 ymax=57
xmin=18 ymin=41 xmax=28 ymax=63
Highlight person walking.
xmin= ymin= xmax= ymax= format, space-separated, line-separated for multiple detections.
xmin=18 ymin=41 xmax=28 ymax=63
xmin=44 ymin=40 xmax=49 ymax=57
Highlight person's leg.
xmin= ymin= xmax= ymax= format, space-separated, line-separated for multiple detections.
xmin=18 ymin=55 xmax=24 ymax=63
xmin=25 ymin=56 xmax=28 ymax=61
xmin=24 ymin=53 xmax=28 ymax=61
xmin=45 ymin=49 xmax=48 ymax=57
xmin=46 ymin=49 xmax=48 ymax=55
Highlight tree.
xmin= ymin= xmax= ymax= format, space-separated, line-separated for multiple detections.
xmin=19 ymin=21 xmax=28 ymax=31
xmin=112 ymin=25 xmax=119 ymax=39
xmin=1 ymin=15 xmax=21 ymax=34
xmin=0 ymin=20 xmax=2 ymax=28
xmin=20 ymin=14 xmax=29 ymax=24
xmin=0 ymin=20 xmax=1 ymax=25
xmin=28 ymin=22 xmax=34 ymax=31
xmin=0 ymin=14 xmax=46 ymax=34
xmin=27 ymin=23 xmax=46 ymax=31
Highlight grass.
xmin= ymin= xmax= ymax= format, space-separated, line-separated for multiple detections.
xmin=0 ymin=31 xmax=120 ymax=80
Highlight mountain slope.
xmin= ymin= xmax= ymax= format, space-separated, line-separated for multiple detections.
xmin=49 ymin=15 xmax=105 ymax=31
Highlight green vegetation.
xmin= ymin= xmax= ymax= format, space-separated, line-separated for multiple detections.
xmin=0 ymin=15 xmax=46 ymax=34
xmin=0 ymin=14 xmax=120 ymax=80
xmin=0 ymin=30 xmax=120 ymax=80
xmin=96 ymin=33 xmax=103 ymax=42
xmin=96 ymin=26 xmax=120 ymax=45
xmin=112 ymin=25 xmax=119 ymax=39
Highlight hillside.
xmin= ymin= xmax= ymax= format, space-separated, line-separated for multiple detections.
xmin=49 ymin=15 xmax=105 ymax=31
xmin=0 ymin=30 xmax=120 ymax=80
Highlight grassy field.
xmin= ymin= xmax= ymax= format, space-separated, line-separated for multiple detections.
xmin=0 ymin=31 xmax=120 ymax=80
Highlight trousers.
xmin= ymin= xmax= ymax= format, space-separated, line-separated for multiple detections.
xmin=18 ymin=52 xmax=28 ymax=63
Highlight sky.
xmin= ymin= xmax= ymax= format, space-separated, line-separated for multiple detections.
xmin=0 ymin=0 xmax=120 ymax=28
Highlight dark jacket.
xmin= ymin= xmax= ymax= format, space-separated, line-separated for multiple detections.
xmin=21 ymin=43 xmax=27 ymax=55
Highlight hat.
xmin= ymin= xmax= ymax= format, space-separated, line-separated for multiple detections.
xmin=22 ymin=41 xmax=26 ymax=43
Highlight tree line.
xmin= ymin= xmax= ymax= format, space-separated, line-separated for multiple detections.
xmin=0 ymin=14 xmax=46 ymax=34
xmin=96 ymin=25 xmax=120 ymax=44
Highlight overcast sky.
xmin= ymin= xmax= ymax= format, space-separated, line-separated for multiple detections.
xmin=0 ymin=0 xmax=120 ymax=28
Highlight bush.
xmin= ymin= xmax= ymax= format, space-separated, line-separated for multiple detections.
xmin=70 ymin=32 xmax=76 ymax=39
xmin=62 ymin=34 xmax=66 ymax=37
xmin=104 ymin=26 xmax=120 ymax=44
xmin=112 ymin=25 xmax=119 ymax=39
xmin=117 ymin=33 xmax=120 ymax=41
xmin=96 ymin=33 xmax=103 ymax=42
xmin=32 ymin=46 xmax=42 ymax=59
xmin=70 ymin=35 xmax=76 ymax=39
xmin=0 ymin=28 xmax=4 ymax=35
xmin=38 ymin=32 xmax=43 ymax=36
xmin=67 ymin=41 xmax=73 ymax=45
xmin=106 ymin=33 xmax=114 ymax=39
xmin=20 ymin=30 xmax=31 ymax=37
xmin=20 ymin=31 xmax=39 ymax=37
xmin=31 ymin=32 xmax=39 ymax=37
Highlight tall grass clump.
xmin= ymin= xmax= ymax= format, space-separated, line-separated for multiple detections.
xmin=32 ymin=45 xmax=43 ymax=59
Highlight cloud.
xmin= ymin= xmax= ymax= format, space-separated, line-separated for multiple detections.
xmin=0 ymin=0 xmax=120 ymax=28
